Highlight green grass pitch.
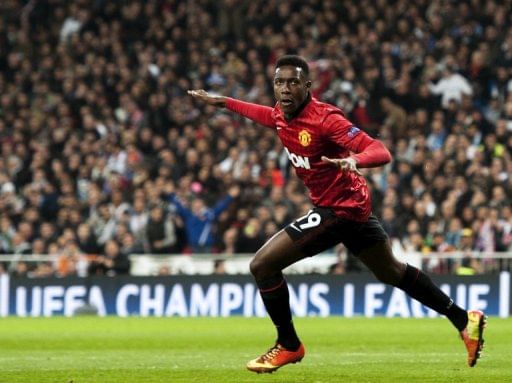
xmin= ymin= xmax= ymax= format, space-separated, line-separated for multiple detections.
xmin=0 ymin=316 xmax=510 ymax=383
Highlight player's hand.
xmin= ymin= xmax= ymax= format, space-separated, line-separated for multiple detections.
xmin=321 ymin=156 xmax=362 ymax=175
xmin=187 ymin=89 xmax=226 ymax=107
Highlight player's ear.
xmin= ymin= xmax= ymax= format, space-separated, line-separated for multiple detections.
xmin=305 ymin=80 xmax=312 ymax=88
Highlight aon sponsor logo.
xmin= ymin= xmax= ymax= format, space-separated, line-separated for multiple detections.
xmin=285 ymin=147 xmax=311 ymax=169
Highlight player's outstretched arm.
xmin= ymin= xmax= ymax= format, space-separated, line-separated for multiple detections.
xmin=189 ymin=89 xmax=275 ymax=128
xmin=188 ymin=89 xmax=226 ymax=107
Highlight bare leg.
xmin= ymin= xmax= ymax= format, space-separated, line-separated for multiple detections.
xmin=358 ymin=241 xmax=406 ymax=285
xmin=249 ymin=229 xmax=308 ymax=350
xmin=250 ymin=229 xmax=308 ymax=280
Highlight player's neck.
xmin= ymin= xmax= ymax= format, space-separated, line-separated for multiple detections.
xmin=284 ymin=93 xmax=311 ymax=121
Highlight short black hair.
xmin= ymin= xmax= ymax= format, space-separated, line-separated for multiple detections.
xmin=276 ymin=55 xmax=309 ymax=76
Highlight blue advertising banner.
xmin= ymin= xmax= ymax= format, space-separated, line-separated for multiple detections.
xmin=0 ymin=272 xmax=509 ymax=318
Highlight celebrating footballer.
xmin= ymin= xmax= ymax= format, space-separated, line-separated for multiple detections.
xmin=188 ymin=55 xmax=486 ymax=373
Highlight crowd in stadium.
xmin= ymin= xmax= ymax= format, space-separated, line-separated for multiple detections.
xmin=1 ymin=0 xmax=512 ymax=277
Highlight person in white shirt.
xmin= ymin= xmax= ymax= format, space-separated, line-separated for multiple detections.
xmin=429 ymin=64 xmax=473 ymax=108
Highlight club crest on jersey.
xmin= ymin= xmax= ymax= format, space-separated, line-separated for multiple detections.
xmin=298 ymin=130 xmax=312 ymax=146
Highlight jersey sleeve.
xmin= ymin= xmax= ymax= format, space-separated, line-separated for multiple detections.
xmin=323 ymin=112 xmax=392 ymax=168
xmin=225 ymin=98 xmax=275 ymax=128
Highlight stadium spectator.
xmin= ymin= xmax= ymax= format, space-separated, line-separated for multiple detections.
xmin=120 ymin=232 xmax=144 ymax=256
xmin=235 ymin=217 xmax=266 ymax=253
xmin=76 ymin=223 xmax=100 ymax=256
xmin=87 ymin=239 xmax=130 ymax=276
xmin=145 ymin=205 xmax=177 ymax=254
xmin=128 ymin=196 xmax=149 ymax=246
xmin=11 ymin=261 xmax=29 ymax=278
xmin=428 ymin=63 xmax=473 ymax=108
xmin=213 ymin=259 xmax=227 ymax=275
xmin=167 ymin=184 xmax=240 ymax=253
xmin=220 ymin=227 xmax=238 ymax=255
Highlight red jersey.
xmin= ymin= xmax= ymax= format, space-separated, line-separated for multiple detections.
xmin=225 ymin=97 xmax=391 ymax=222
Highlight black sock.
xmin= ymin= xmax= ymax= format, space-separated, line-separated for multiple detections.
xmin=396 ymin=264 xmax=468 ymax=331
xmin=256 ymin=273 xmax=301 ymax=350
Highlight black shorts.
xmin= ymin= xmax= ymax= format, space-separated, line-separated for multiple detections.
xmin=284 ymin=207 xmax=389 ymax=256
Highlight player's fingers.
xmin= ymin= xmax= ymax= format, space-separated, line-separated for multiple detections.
xmin=338 ymin=160 xmax=362 ymax=175
xmin=339 ymin=160 xmax=352 ymax=170
xmin=321 ymin=156 xmax=336 ymax=164
xmin=187 ymin=89 xmax=206 ymax=97
xmin=323 ymin=157 xmax=344 ymax=170
xmin=345 ymin=163 xmax=362 ymax=175
xmin=322 ymin=156 xmax=347 ymax=171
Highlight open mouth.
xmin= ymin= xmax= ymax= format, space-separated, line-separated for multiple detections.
xmin=280 ymin=99 xmax=293 ymax=107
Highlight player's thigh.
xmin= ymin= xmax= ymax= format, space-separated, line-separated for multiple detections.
xmin=358 ymin=240 xmax=405 ymax=285
xmin=284 ymin=207 xmax=345 ymax=256
xmin=251 ymin=208 xmax=342 ymax=276
xmin=342 ymin=215 xmax=404 ymax=284
xmin=342 ymin=215 xmax=390 ymax=256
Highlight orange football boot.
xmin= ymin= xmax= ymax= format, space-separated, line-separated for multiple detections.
xmin=460 ymin=310 xmax=487 ymax=367
xmin=246 ymin=343 xmax=305 ymax=373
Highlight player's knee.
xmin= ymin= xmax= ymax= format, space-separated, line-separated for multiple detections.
xmin=249 ymin=257 xmax=265 ymax=278
xmin=250 ymin=254 xmax=279 ymax=279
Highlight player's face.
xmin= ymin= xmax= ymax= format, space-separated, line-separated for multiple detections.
xmin=273 ymin=66 xmax=310 ymax=115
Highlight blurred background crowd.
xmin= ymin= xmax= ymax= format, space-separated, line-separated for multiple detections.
xmin=1 ymin=0 xmax=512 ymax=278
